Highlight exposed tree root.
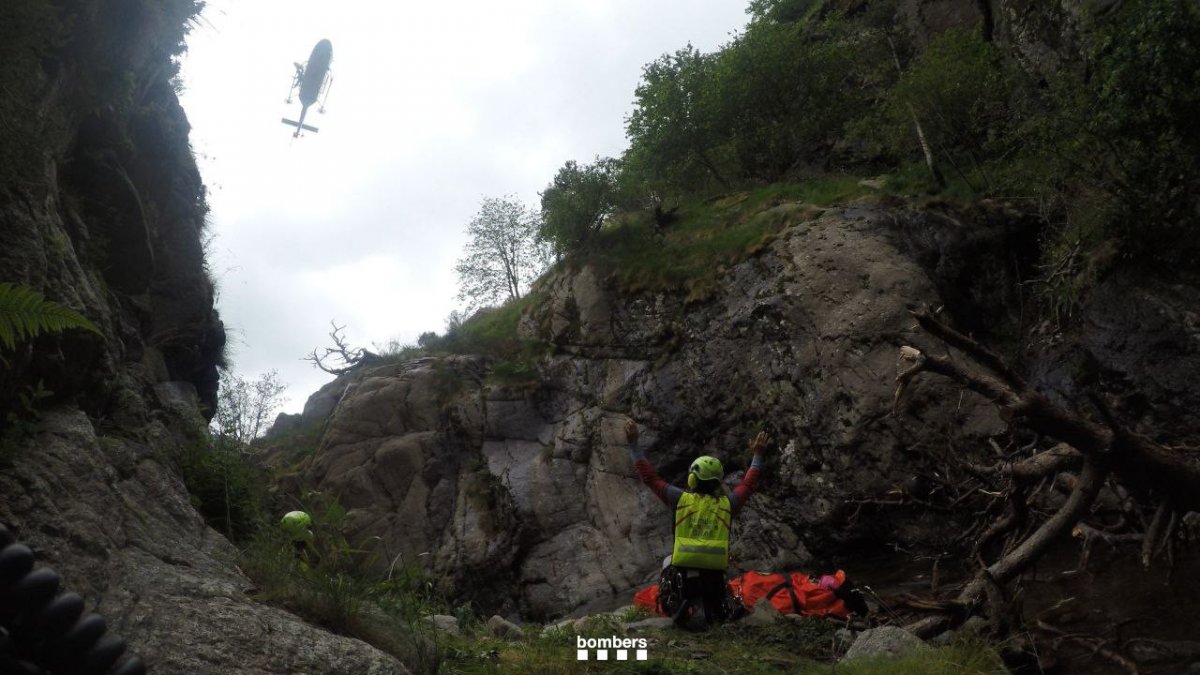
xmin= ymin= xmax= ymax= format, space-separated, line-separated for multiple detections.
xmin=892 ymin=307 xmax=1200 ymax=650
xmin=1037 ymin=621 xmax=1141 ymax=675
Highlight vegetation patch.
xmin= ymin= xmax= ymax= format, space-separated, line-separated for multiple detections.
xmin=238 ymin=494 xmax=456 ymax=674
xmin=177 ymin=434 xmax=267 ymax=541
xmin=444 ymin=618 xmax=1006 ymax=675
xmin=574 ymin=178 xmax=860 ymax=301
xmin=251 ymin=416 xmax=327 ymax=472
xmin=462 ymin=457 xmax=510 ymax=535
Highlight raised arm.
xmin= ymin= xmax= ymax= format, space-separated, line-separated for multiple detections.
xmin=730 ymin=431 xmax=770 ymax=514
xmin=626 ymin=420 xmax=683 ymax=508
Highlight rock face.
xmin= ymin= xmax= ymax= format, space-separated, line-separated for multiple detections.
xmin=1 ymin=410 xmax=405 ymax=675
xmin=300 ymin=205 xmax=1009 ymax=619
xmin=0 ymin=1 xmax=406 ymax=672
xmin=1034 ymin=271 xmax=1200 ymax=449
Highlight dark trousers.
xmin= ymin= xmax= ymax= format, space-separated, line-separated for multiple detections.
xmin=659 ymin=566 xmax=732 ymax=629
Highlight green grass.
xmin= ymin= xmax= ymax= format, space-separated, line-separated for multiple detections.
xmin=576 ymin=176 xmax=865 ymax=303
xmin=828 ymin=638 xmax=1007 ymax=675
xmin=442 ymin=617 xmax=1007 ymax=675
xmin=252 ymin=416 xmax=327 ymax=472
xmin=432 ymin=294 xmax=548 ymax=384
xmin=238 ymin=494 xmax=457 ymax=674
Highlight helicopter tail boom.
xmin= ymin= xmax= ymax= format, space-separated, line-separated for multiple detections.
xmin=281 ymin=118 xmax=319 ymax=133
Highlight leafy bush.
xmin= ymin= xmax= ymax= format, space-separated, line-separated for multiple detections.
xmin=708 ymin=19 xmax=869 ymax=181
xmin=238 ymin=493 xmax=456 ymax=674
xmin=1055 ymin=0 xmax=1200 ymax=266
xmin=177 ymin=435 xmax=266 ymax=541
xmin=873 ymin=28 xmax=1034 ymax=194
xmin=539 ymin=158 xmax=623 ymax=256
xmin=577 ymin=179 xmax=857 ymax=301
xmin=625 ymin=45 xmax=729 ymax=198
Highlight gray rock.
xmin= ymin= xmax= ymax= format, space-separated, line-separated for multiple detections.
xmin=541 ymin=619 xmax=576 ymax=637
xmin=834 ymin=628 xmax=857 ymax=652
xmin=741 ymin=599 xmax=781 ymax=627
xmin=843 ymin=626 xmax=931 ymax=661
xmin=1 ymin=409 xmax=409 ymax=674
xmin=486 ymin=614 xmax=525 ymax=640
xmin=424 ymin=614 xmax=461 ymax=636
xmin=624 ymin=617 xmax=676 ymax=633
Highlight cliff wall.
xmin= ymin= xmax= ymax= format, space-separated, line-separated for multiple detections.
xmin=0 ymin=1 xmax=405 ymax=671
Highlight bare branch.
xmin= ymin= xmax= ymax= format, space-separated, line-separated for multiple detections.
xmin=304 ymin=321 xmax=374 ymax=375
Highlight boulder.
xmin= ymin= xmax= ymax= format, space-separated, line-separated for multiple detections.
xmin=624 ymin=617 xmax=675 ymax=633
xmin=486 ymin=615 xmax=525 ymax=640
xmin=424 ymin=614 xmax=460 ymax=636
xmin=741 ymin=599 xmax=781 ymax=627
xmin=843 ymin=626 xmax=931 ymax=661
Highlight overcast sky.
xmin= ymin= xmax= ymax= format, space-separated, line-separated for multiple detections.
xmin=179 ymin=0 xmax=750 ymax=414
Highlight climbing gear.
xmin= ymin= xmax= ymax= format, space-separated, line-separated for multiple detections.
xmin=656 ymin=565 xmax=686 ymax=618
xmin=281 ymin=511 xmax=314 ymax=543
xmin=671 ymin=493 xmax=732 ymax=570
xmin=0 ymin=523 xmax=145 ymax=675
xmin=653 ymin=566 xmax=735 ymax=630
xmin=688 ymin=456 xmax=724 ymax=483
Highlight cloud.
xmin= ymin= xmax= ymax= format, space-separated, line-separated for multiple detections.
xmin=181 ymin=0 xmax=748 ymax=413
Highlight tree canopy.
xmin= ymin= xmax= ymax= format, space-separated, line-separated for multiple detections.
xmin=455 ymin=196 xmax=549 ymax=311
xmin=538 ymin=157 xmax=622 ymax=256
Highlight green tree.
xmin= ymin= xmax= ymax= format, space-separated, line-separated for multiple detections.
xmin=538 ymin=157 xmax=622 ymax=255
xmin=747 ymin=0 xmax=823 ymax=25
xmin=1071 ymin=0 xmax=1200 ymax=263
xmin=625 ymin=45 xmax=729 ymax=193
xmin=455 ymin=196 xmax=548 ymax=311
xmin=879 ymin=28 xmax=1029 ymax=192
xmin=212 ymin=369 xmax=288 ymax=445
xmin=708 ymin=18 xmax=866 ymax=180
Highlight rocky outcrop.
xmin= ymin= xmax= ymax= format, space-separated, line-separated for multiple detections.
xmin=300 ymin=204 xmax=1009 ymax=619
xmin=1034 ymin=271 xmax=1200 ymax=449
xmin=0 ymin=409 xmax=404 ymax=674
xmin=0 ymin=1 xmax=407 ymax=671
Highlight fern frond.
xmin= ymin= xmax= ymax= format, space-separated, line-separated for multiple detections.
xmin=0 ymin=282 xmax=103 ymax=350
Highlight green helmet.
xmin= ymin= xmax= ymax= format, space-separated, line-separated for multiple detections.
xmin=281 ymin=510 xmax=312 ymax=537
xmin=689 ymin=455 xmax=724 ymax=482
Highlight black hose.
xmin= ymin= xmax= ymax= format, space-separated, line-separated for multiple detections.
xmin=0 ymin=524 xmax=145 ymax=675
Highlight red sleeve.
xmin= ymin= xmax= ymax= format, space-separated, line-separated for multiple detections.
xmin=730 ymin=464 xmax=762 ymax=514
xmin=635 ymin=458 xmax=674 ymax=506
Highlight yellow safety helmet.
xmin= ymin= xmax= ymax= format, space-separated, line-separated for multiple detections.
xmin=687 ymin=455 xmax=724 ymax=488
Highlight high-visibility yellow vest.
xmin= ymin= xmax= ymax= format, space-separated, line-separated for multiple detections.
xmin=672 ymin=492 xmax=732 ymax=570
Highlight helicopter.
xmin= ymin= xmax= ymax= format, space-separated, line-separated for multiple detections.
xmin=282 ymin=39 xmax=333 ymax=138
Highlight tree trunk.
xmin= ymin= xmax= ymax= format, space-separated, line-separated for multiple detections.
xmin=887 ymin=35 xmax=946 ymax=189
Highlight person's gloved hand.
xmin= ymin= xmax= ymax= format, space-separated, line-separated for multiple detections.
xmin=625 ymin=419 xmax=639 ymax=445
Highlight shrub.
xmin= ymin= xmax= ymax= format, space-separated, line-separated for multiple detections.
xmin=238 ymin=493 xmax=454 ymax=673
xmin=177 ymin=435 xmax=266 ymax=541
